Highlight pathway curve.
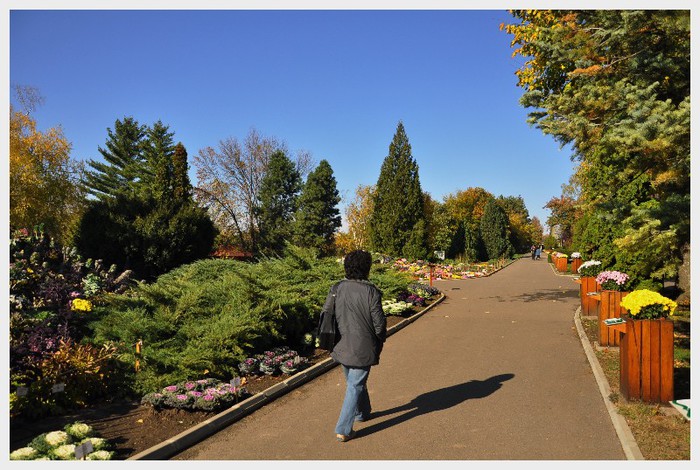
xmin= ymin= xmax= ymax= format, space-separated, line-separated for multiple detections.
xmin=175 ymin=257 xmax=627 ymax=460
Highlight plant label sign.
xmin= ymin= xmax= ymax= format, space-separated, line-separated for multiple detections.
xmin=74 ymin=441 xmax=94 ymax=459
xmin=230 ymin=377 xmax=242 ymax=387
xmin=51 ymin=383 xmax=65 ymax=394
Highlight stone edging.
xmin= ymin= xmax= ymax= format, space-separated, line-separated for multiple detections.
xmin=128 ymin=292 xmax=446 ymax=460
xmin=573 ymin=306 xmax=644 ymax=460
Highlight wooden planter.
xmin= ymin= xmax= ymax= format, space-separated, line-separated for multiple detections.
xmin=607 ymin=318 xmax=674 ymax=403
xmin=575 ymin=276 xmax=601 ymax=317
xmin=592 ymin=290 xmax=629 ymax=347
xmin=570 ymin=258 xmax=582 ymax=273
xmin=555 ymin=257 xmax=568 ymax=272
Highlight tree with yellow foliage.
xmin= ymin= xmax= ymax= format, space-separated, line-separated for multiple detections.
xmin=9 ymin=86 xmax=85 ymax=243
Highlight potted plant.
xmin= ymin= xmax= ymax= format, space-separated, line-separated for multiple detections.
xmin=612 ymin=290 xmax=678 ymax=402
xmin=575 ymin=260 xmax=603 ymax=316
xmin=570 ymin=252 xmax=583 ymax=273
xmin=594 ymin=271 xmax=631 ymax=346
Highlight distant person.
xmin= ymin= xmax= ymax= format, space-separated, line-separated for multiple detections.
xmin=322 ymin=249 xmax=386 ymax=442
xmin=531 ymin=245 xmax=537 ymax=260
xmin=535 ymin=246 xmax=541 ymax=260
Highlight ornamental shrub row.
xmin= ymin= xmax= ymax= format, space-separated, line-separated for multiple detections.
xmin=85 ymin=245 xmax=413 ymax=395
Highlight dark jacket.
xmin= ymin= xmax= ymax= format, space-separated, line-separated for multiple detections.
xmin=325 ymin=279 xmax=386 ymax=367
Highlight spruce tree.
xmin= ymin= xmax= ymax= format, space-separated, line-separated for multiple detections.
xmin=142 ymin=120 xmax=175 ymax=201
xmin=256 ymin=150 xmax=302 ymax=255
xmin=82 ymin=117 xmax=146 ymax=199
xmin=369 ymin=121 xmax=426 ymax=258
xmin=293 ymin=159 xmax=341 ymax=256
xmin=480 ymin=198 xmax=513 ymax=261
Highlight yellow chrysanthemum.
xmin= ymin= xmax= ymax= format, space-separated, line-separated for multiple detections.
xmin=620 ymin=289 xmax=677 ymax=318
xmin=70 ymin=298 xmax=93 ymax=312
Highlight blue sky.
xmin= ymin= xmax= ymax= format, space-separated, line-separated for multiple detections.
xmin=9 ymin=7 xmax=579 ymax=228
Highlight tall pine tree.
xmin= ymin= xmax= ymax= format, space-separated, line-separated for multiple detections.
xmin=141 ymin=120 xmax=175 ymax=201
xmin=293 ymin=159 xmax=341 ymax=256
xmin=256 ymin=150 xmax=302 ymax=255
xmin=369 ymin=121 xmax=426 ymax=258
xmin=82 ymin=117 xmax=146 ymax=199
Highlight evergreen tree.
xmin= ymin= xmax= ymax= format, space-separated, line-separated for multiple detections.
xmin=293 ymin=159 xmax=341 ymax=256
xmin=172 ymin=142 xmax=192 ymax=202
xmin=480 ymin=198 xmax=513 ymax=260
xmin=369 ymin=121 xmax=426 ymax=257
xmin=256 ymin=150 xmax=302 ymax=255
xmin=82 ymin=117 xmax=146 ymax=199
xmin=142 ymin=120 xmax=176 ymax=201
xmin=463 ymin=217 xmax=481 ymax=262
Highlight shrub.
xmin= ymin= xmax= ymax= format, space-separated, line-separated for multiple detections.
xmin=87 ymin=247 xmax=410 ymax=395
xmin=10 ymin=226 xmax=133 ymax=418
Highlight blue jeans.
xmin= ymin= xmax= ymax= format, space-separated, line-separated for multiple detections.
xmin=335 ymin=365 xmax=371 ymax=436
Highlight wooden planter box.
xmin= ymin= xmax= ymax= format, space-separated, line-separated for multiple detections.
xmin=570 ymin=258 xmax=583 ymax=273
xmin=607 ymin=318 xmax=674 ymax=403
xmin=575 ymin=276 xmax=601 ymax=317
xmin=590 ymin=290 xmax=629 ymax=347
xmin=555 ymin=257 xmax=568 ymax=272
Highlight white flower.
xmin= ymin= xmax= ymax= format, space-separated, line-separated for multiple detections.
xmin=10 ymin=446 xmax=38 ymax=460
xmin=45 ymin=430 xmax=70 ymax=446
xmin=81 ymin=437 xmax=107 ymax=450
xmin=86 ymin=450 xmax=114 ymax=460
xmin=66 ymin=422 xmax=93 ymax=440
xmin=50 ymin=444 xmax=76 ymax=460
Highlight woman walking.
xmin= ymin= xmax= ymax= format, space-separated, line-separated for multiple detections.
xmin=321 ymin=249 xmax=386 ymax=442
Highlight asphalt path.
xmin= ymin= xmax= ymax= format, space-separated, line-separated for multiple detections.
xmin=175 ymin=257 xmax=626 ymax=460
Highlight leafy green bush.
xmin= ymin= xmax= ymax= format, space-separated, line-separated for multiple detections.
xmin=87 ymin=246 xmax=411 ymax=395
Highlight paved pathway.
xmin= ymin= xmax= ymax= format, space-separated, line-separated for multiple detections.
xmin=175 ymin=258 xmax=627 ymax=460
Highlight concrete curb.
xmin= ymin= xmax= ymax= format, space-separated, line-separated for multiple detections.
xmin=573 ymin=306 xmax=645 ymax=460
xmin=128 ymin=292 xmax=446 ymax=460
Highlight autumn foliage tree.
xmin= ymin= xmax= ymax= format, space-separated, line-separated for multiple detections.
xmin=9 ymin=86 xmax=85 ymax=243
xmin=503 ymin=10 xmax=690 ymax=292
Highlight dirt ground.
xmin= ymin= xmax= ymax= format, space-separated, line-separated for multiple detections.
xmin=9 ymin=314 xmax=408 ymax=460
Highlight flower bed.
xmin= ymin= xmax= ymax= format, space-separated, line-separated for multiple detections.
xmin=391 ymin=258 xmax=500 ymax=280
xmin=141 ymin=378 xmax=248 ymax=412
xmin=10 ymin=422 xmax=114 ymax=460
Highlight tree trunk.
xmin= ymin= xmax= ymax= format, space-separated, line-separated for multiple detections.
xmin=676 ymin=243 xmax=690 ymax=306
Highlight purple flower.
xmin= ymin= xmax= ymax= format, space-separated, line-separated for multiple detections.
xmin=176 ymin=394 xmax=188 ymax=401
xmin=203 ymin=395 xmax=215 ymax=401
xmin=184 ymin=382 xmax=196 ymax=390
xmin=188 ymin=391 xmax=203 ymax=397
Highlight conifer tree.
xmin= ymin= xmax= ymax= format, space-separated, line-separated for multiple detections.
xmin=293 ymin=159 xmax=341 ymax=256
xmin=369 ymin=121 xmax=426 ymax=258
xmin=172 ymin=142 xmax=192 ymax=202
xmin=82 ymin=117 xmax=146 ymax=199
xmin=256 ymin=150 xmax=302 ymax=255
xmin=142 ymin=120 xmax=175 ymax=201
xmin=480 ymin=198 xmax=513 ymax=261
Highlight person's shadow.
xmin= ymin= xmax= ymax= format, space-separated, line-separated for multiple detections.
xmin=356 ymin=373 xmax=515 ymax=438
